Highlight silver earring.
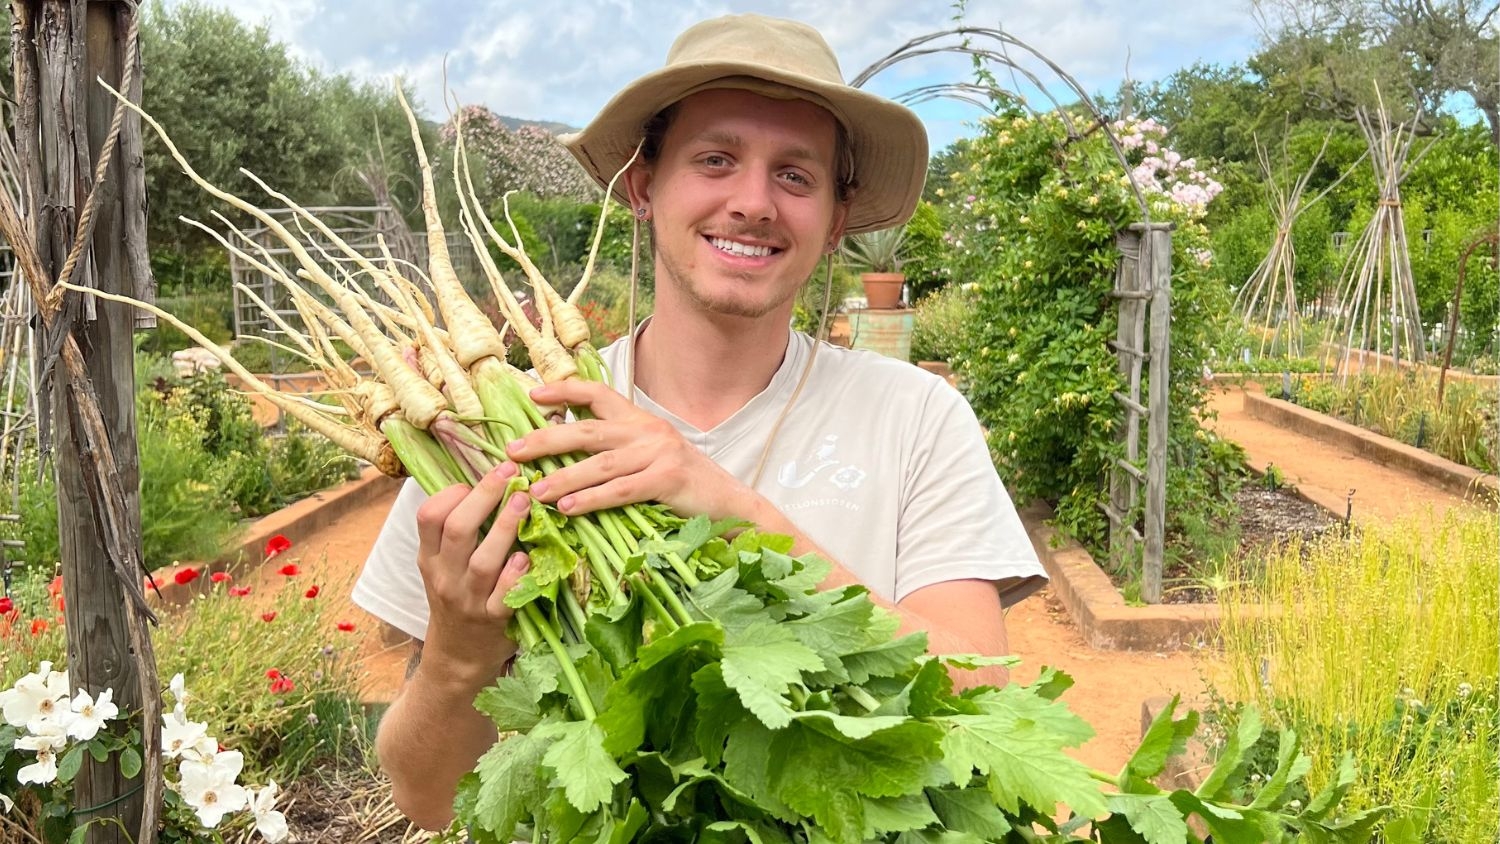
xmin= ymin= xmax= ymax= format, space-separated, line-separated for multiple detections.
xmin=635 ymin=207 xmax=648 ymax=219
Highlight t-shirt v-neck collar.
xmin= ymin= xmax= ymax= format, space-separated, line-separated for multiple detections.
xmin=626 ymin=329 xmax=809 ymax=459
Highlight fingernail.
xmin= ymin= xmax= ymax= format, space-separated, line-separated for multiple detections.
xmin=506 ymin=438 xmax=526 ymax=454
xmin=557 ymin=495 xmax=575 ymax=514
xmin=492 ymin=462 xmax=517 ymax=479
xmin=509 ymin=493 xmax=530 ymax=513
xmin=507 ymin=552 xmax=530 ymax=572
xmin=530 ymin=480 xmax=550 ymax=498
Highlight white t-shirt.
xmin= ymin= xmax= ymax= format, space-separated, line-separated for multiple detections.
xmin=353 ymin=330 xmax=1046 ymax=641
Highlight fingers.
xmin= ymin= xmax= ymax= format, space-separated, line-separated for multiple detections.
xmin=486 ymin=552 xmax=531 ymax=617
xmin=506 ymin=418 xmax=620 ymax=464
xmin=530 ymin=379 xmax=634 ymax=417
xmin=528 ymin=448 xmax=654 ymax=510
xmin=415 ymin=463 xmax=518 ymax=575
xmin=467 ymin=489 xmax=531 ymax=589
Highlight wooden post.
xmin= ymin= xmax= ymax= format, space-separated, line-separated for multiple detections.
xmin=1142 ymin=224 xmax=1173 ymax=605
xmin=12 ymin=2 xmax=153 ymax=840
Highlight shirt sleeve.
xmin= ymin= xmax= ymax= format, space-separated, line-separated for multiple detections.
xmin=351 ymin=477 xmax=432 ymax=641
xmin=893 ymin=382 xmax=1047 ymax=607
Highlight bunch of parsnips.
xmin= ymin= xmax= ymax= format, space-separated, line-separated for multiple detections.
xmin=75 ymin=85 xmax=1387 ymax=844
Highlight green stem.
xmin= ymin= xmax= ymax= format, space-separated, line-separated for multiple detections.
xmin=632 ymin=573 xmax=678 ymax=631
xmin=560 ymin=588 xmax=591 ymax=645
xmin=843 ymin=685 xmax=881 ymax=713
xmin=520 ymin=605 xmax=597 ymax=721
xmin=622 ymin=505 xmax=702 ymax=589
xmin=571 ymin=520 xmax=624 ymax=606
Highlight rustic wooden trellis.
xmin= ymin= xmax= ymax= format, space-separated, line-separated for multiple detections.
xmin=1326 ymin=92 xmax=1433 ymax=378
xmin=852 ymin=27 xmax=1173 ymax=602
xmin=228 ymin=206 xmax=484 ymax=375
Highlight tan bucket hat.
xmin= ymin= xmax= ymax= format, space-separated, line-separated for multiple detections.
xmin=560 ymin=14 xmax=928 ymax=234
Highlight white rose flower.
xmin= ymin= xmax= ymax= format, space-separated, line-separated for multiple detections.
xmin=15 ymin=725 xmax=69 ymax=786
xmin=178 ymin=749 xmax=250 ymax=828
xmin=162 ymin=710 xmax=211 ymax=760
xmin=2 ymin=661 xmax=74 ymax=734
xmin=251 ymin=780 xmax=290 ymax=843
xmin=67 ymin=688 xmax=120 ymax=742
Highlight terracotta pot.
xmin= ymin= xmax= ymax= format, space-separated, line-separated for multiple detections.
xmin=860 ymin=272 xmax=905 ymax=309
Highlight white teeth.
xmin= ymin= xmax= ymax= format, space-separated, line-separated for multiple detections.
xmin=710 ymin=237 xmax=772 ymax=257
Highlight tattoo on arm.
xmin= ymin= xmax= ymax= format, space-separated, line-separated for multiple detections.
xmin=405 ymin=641 xmax=423 ymax=681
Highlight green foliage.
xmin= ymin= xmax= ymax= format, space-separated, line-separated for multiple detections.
xmin=902 ymin=201 xmax=951 ymax=300
xmin=840 ymin=226 xmax=909 ymax=274
xmin=454 ymin=517 xmax=1372 ymax=843
xmin=792 ymin=260 xmax=857 ymax=337
xmin=135 ymin=290 xmax=235 ymax=357
xmin=140 ymin=1 xmax=432 ymax=256
xmin=943 ymin=111 xmax=1243 ymax=560
xmin=3 ymin=361 xmax=357 ymax=571
xmin=909 ymin=283 xmax=973 ymax=363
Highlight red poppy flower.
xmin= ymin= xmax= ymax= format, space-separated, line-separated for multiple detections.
xmin=260 ymin=611 xmax=277 ymax=623
xmin=277 ymin=564 xmax=300 ymax=577
xmin=269 ymin=677 xmax=295 ymax=694
xmin=304 ymin=585 xmax=320 ymax=599
xmin=0 ymin=597 xmax=12 ymax=616
xmin=336 ymin=620 xmax=355 ymax=632
xmin=210 ymin=572 xmax=231 ymax=584
xmin=228 ymin=585 xmax=252 ymax=598
xmin=30 ymin=618 xmax=47 ymax=635
xmin=265 ymin=668 xmax=282 ymax=679
xmin=46 ymin=575 xmax=62 ymax=596
xmin=173 ymin=568 xmax=200 ymax=586
xmin=264 ymin=534 xmax=292 ymax=559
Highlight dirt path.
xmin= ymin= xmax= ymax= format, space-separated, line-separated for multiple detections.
xmin=1205 ymin=383 xmax=1472 ymax=525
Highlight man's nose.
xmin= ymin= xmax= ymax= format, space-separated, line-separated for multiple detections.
xmin=726 ymin=168 xmax=778 ymax=223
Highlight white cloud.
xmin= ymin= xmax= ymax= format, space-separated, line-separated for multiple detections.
xmin=167 ymin=0 xmax=1260 ymax=150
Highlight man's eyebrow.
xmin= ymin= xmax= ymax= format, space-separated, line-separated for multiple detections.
xmin=687 ymin=129 xmax=825 ymax=166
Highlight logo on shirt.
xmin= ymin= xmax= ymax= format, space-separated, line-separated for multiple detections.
xmin=776 ymin=435 xmax=867 ymax=492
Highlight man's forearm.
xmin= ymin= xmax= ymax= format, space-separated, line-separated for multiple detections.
xmin=375 ymin=643 xmax=508 ymax=830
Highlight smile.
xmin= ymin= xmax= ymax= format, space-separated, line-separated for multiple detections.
xmin=707 ymin=236 xmax=779 ymax=258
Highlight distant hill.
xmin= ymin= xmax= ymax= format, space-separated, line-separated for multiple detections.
xmin=496 ymin=115 xmax=581 ymax=136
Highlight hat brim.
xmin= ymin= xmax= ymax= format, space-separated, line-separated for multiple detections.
xmin=561 ymin=62 xmax=928 ymax=234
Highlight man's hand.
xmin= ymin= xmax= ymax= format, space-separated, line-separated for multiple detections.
xmin=505 ymin=380 xmax=753 ymax=520
xmin=414 ymin=461 xmax=533 ymax=685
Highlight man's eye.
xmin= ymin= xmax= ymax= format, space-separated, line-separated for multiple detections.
xmin=702 ymin=154 xmax=729 ymax=167
xmin=781 ymin=171 xmax=812 ymax=186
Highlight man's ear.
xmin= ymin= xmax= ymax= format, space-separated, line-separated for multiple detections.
xmin=623 ymin=160 xmax=653 ymax=214
xmin=826 ymin=201 xmax=851 ymax=251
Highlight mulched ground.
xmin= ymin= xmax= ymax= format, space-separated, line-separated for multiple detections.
xmin=230 ymin=766 xmax=440 ymax=844
xmin=1154 ymin=483 xmax=1339 ymax=605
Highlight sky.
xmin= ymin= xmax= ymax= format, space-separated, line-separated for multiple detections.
xmin=176 ymin=0 xmax=1264 ymax=153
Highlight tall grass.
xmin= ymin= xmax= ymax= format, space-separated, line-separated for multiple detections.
xmin=1294 ymin=370 xmax=1500 ymax=473
xmin=1216 ymin=507 xmax=1499 ymax=840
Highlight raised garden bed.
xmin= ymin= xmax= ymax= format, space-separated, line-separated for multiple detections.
xmin=1244 ymin=391 xmax=1499 ymax=502
xmin=1018 ymin=477 xmax=1337 ymax=651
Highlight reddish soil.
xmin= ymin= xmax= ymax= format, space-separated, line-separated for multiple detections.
xmin=1205 ymin=383 xmax=1475 ymax=525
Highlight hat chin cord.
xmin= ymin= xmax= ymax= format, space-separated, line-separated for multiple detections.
xmin=623 ymin=220 xmax=832 ymax=491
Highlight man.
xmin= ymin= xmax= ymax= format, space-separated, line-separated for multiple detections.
xmin=353 ymin=14 xmax=1045 ymax=830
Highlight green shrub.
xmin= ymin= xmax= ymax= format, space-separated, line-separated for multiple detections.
xmin=135 ymin=289 xmax=235 ymax=356
xmin=900 ymin=200 xmax=950 ymax=300
xmin=909 ymin=282 xmax=972 ymax=362
xmin=943 ymin=111 xmax=1244 ymax=563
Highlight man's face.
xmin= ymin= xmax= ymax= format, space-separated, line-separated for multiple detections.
xmin=629 ymin=88 xmax=849 ymax=322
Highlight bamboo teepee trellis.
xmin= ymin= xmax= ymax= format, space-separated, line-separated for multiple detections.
xmin=1234 ymin=129 xmax=1360 ymax=359
xmin=1326 ymin=90 xmax=1433 ymax=378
